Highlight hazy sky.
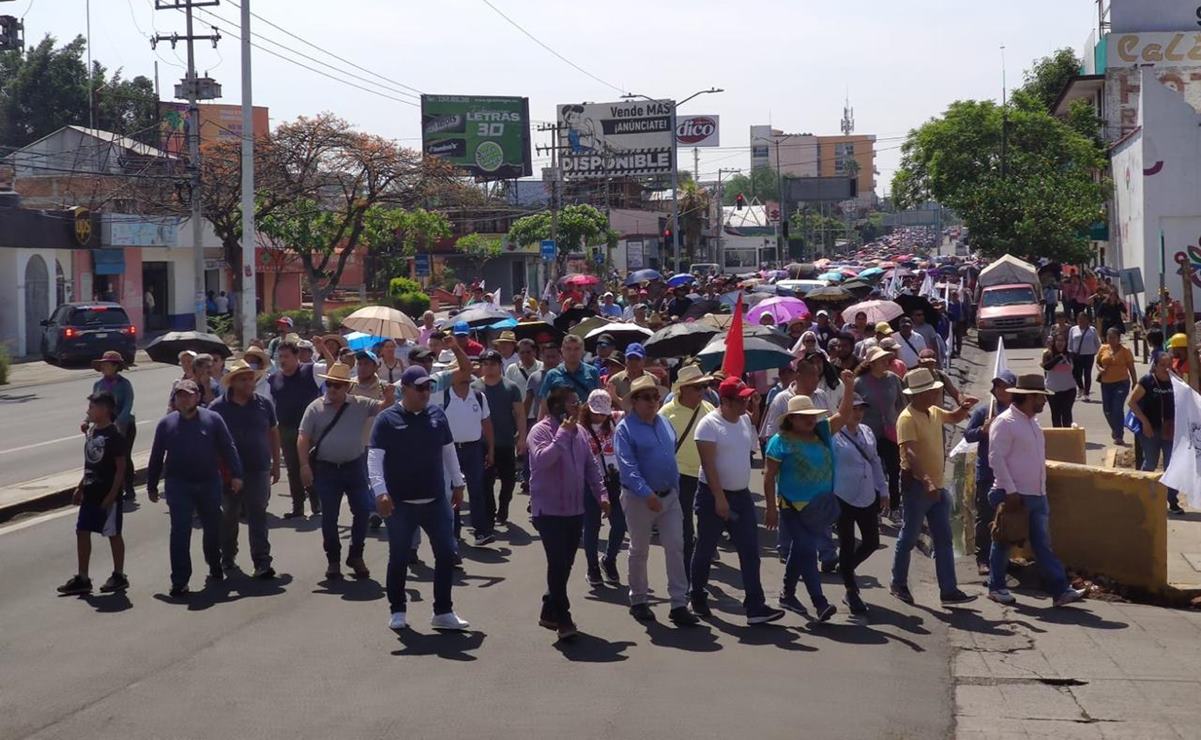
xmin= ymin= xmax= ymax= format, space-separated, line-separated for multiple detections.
xmin=19 ymin=0 xmax=1101 ymax=195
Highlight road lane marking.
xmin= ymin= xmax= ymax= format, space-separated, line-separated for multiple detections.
xmin=0 ymin=506 xmax=76 ymax=535
xmin=0 ymin=419 xmax=154 ymax=456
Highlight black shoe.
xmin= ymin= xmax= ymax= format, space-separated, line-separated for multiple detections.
xmin=820 ymin=559 xmax=839 ymax=574
xmin=56 ymin=575 xmax=92 ymax=595
xmin=100 ymin=573 xmax=130 ymax=593
xmin=451 ymin=551 xmax=463 ymax=568
xmin=690 ymin=598 xmax=712 ymax=617
xmin=844 ymin=591 xmax=869 ymax=616
xmin=221 ymin=562 xmax=241 ymax=576
xmin=586 ymin=567 xmax=603 ymax=587
xmin=496 ymin=508 xmax=509 ymax=525
xmin=282 ymin=510 xmax=303 ymax=520
xmin=408 ymin=548 xmax=424 ymax=566
xmin=310 ymin=502 xmax=322 ymax=516
xmin=777 ymin=594 xmax=808 ymax=615
xmin=940 ymin=589 xmax=977 ymax=605
xmin=668 ymin=606 xmax=699 ymax=626
xmin=1170 ymin=504 xmax=1186 ymax=516
xmin=890 ymin=584 xmax=915 ymax=605
xmin=346 ymin=556 xmax=370 ymax=579
xmin=368 ymin=514 xmax=383 ymax=531
xmin=325 ymin=561 xmax=342 ymax=580
xmin=253 ymin=565 xmax=276 ymax=580
xmin=122 ymin=491 xmax=136 ymax=502
xmin=473 ymin=532 xmax=496 ymax=547
xmin=601 ymin=558 xmax=621 ymax=585
xmin=207 ymin=567 xmax=224 ymax=583
xmin=538 ymin=604 xmax=558 ymax=630
xmin=814 ymin=603 xmax=837 ymax=622
xmin=168 ymin=584 xmax=190 ymax=598
xmin=629 ymin=603 xmax=656 ymax=622
xmin=556 ymin=619 xmax=579 ymax=640
xmin=747 ymin=606 xmax=786 ymax=625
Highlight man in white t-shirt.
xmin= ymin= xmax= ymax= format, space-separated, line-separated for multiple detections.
xmin=434 ymin=359 xmax=495 ymax=548
xmin=690 ymin=377 xmax=786 ymax=625
xmin=894 ymin=317 xmax=927 ymax=369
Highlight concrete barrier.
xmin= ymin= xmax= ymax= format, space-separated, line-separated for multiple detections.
xmin=1044 ymin=427 xmax=1086 ymax=464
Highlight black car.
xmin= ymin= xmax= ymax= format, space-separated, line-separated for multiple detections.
xmin=41 ymin=302 xmax=137 ymax=365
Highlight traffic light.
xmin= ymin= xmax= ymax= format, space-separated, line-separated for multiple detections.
xmin=663 ymin=227 xmax=673 ymax=241
xmin=735 ymin=193 xmax=746 ymax=210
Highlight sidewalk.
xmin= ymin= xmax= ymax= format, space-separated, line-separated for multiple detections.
xmin=2 ymin=350 xmax=163 ymax=390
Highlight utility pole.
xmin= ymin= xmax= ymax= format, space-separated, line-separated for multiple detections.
xmin=716 ymin=168 xmax=740 ymax=266
xmin=668 ymin=100 xmax=682 ymax=273
xmin=535 ymin=123 xmax=564 ymax=284
xmin=153 ymin=1 xmax=221 ymax=333
xmin=238 ymin=0 xmax=256 ymax=343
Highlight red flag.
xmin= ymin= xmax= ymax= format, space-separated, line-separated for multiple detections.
xmin=722 ymin=291 xmax=745 ymax=379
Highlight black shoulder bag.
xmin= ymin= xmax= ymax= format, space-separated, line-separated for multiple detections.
xmin=309 ymin=401 xmax=350 ymax=461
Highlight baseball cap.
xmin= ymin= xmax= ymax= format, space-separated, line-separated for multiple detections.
xmin=408 ymin=347 xmax=433 ymax=362
xmin=175 ymin=379 xmax=200 ymax=395
xmin=400 ymin=366 xmax=432 ymax=387
xmin=816 ymin=310 xmax=829 ymax=318
xmin=596 ymin=333 xmax=615 ymax=347
xmin=993 ymin=369 xmax=1017 ymax=387
xmin=852 ymin=393 xmax=870 ymax=407
xmin=874 ymin=321 xmax=893 ymax=335
xmin=718 ymin=377 xmax=756 ymax=400
xmin=480 ymin=349 xmax=504 ymax=364
xmin=354 ymin=349 xmax=379 ymax=365
xmin=625 ymin=342 xmax=646 ymax=359
xmin=275 ymin=316 xmax=294 ymax=327
xmin=452 ymin=322 xmax=470 ymax=336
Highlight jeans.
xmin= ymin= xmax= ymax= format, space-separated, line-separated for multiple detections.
xmin=533 ymin=514 xmax=584 ymax=624
xmin=221 ymin=470 xmax=272 ymax=569
xmin=1071 ymin=354 xmax=1095 ymax=395
xmin=891 ymin=479 xmax=959 ymax=595
xmin=690 ymin=485 xmax=766 ymax=613
xmin=456 ymin=441 xmax=491 ymax=537
xmin=583 ymin=478 xmax=626 ymax=571
xmin=384 ymin=496 xmax=457 ymax=615
xmin=119 ymin=420 xmax=137 ymax=497
xmin=1048 ymin=388 xmax=1076 ymax=428
xmin=280 ymin=426 xmax=319 ymax=514
xmin=164 ymin=477 xmax=222 ymax=588
xmin=779 ymin=509 xmax=829 ymax=610
xmin=780 ymin=521 xmax=837 ymax=565
xmin=974 ymin=473 xmax=995 ymax=565
xmin=837 ymin=498 xmax=881 ymax=592
xmin=622 ymin=490 xmax=688 ymax=608
xmin=988 ymin=491 xmax=1068 ymax=596
xmin=1100 ymin=380 xmax=1130 ymax=442
xmin=678 ymin=474 xmax=698 ymax=573
xmin=313 ymin=457 xmax=371 ymax=562
xmin=1044 ymin=302 xmax=1057 ymax=326
xmin=1140 ymin=433 xmax=1179 ymax=507
xmin=484 ymin=444 xmax=517 ymax=522
xmin=878 ymin=437 xmax=902 ymax=511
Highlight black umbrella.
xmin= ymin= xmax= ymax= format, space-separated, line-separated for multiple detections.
xmin=681 ymin=299 xmax=723 ymax=321
xmin=441 ymin=305 xmax=513 ymax=329
xmin=840 ymin=279 xmax=873 ymax=295
xmin=893 ymin=294 xmax=937 ymax=321
xmin=553 ymin=306 xmax=596 ymax=332
xmin=146 ymin=331 xmax=232 ymax=364
xmin=643 ymin=322 xmax=720 ymax=359
xmin=743 ymin=324 xmax=793 ymax=350
xmin=803 ymin=286 xmax=853 ymax=303
xmin=509 ymin=320 xmax=564 ymax=345
xmin=697 ymin=335 xmax=794 ymax=373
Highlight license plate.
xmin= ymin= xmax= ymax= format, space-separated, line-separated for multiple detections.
xmin=1003 ymin=334 xmax=1017 ymax=342
xmin=94 ymin=333 xmax=108 ymax=338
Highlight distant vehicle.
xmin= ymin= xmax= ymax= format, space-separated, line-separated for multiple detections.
xmin=41 ymin=302 xmax=137 ymax=365
xmin=975 ymin=284 xmax=1043 ymax=350
xmin=690 ymin=262 xmax=720 ymax=277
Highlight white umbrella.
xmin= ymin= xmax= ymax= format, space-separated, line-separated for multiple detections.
xmin=340 ymin=305 xmax=420 ymax=341
xmin=584 ymin=322 xmax=652 ymax=351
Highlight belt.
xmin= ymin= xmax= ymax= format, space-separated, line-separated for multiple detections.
xmin=455 ymin=440 xmax=482 ymax=450
xmin=315 ymin=458 xmax=362 ymax=470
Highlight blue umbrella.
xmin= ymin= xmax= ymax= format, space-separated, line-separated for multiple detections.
xmin=345 ymin=331 xmax=386 ymax=351
xmin=818 ymin=271 xmax=845 ymax=282
xmin=625 ymin=269 xmax=663 ymax=286
xmin=488 ymin=317 xmax=519 ymax=330
xmin=858 ymin=267 xmax=885 ymax=281
xmin=667 ymin=273 xmax=695 ymax=288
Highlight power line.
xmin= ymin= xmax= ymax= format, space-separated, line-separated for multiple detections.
xmin=478 ymin=0 xmax=625 ymax=95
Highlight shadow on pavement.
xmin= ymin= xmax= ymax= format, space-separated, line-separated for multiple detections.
xmin=582 ymin=583 xmax=629 ymax=607
xmin=266 ymin=514 xmax=321 ymax=533
xmin=498 ymin=522 xmax=535 ymax=547
xmin=704 ymin=618 xmax=817 ymax=652
xmin=552 ymin=632 xmax=634 ymax=662
xmin=641 ymin=620 xmax=723 ymax=653
xmin=914 ymin=603 xmax=1047 ymax=637
xmin=460 ymin=546 xmax=513 ymax=565
xmin=150 ymin=572 xmax=295 ymax=610
xmin=311 ymin=574 xmax=384 ymax=602
xmin=80 ymin=591 xmax=133 ymax=613
xmin=391 ymin=630 xmax=486 ymax=661
xmin=1012 ymin=601 xmax=1129 ymax=630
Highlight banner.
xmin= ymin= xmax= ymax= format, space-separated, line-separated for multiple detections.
xmin=675 ymin=115 xmax=720 ymax=147
xmin=1162 ymin=375 xmax=1201 ymax=508
xmin=420 ymin=95 xmax=532 ymax=179
xmin=558 ymin=99 xmax=674 ymax=179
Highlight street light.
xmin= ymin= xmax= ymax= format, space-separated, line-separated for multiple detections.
xmin=622 ymin=87 xmax=723 ymax=273
xmin=753 ymin=133 xmax=798 ymax=261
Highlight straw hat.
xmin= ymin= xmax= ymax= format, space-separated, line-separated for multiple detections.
xmin=91 ymin=350 xmax=127 ymax=371
xmin=1008 ymin=373 xmax=1053 ymax=396
xmin=901 ymin=367 xmax=944 ymax=396
xmin=493 ymin=330 xmax=518 ymax=346
xmin=316 ymin=362 xmax=357 ymax=384
xmin=672 ymin=364 xmax=712 ymax=392
xmin=321 ymin=333 xmax=348 ymax=350
xmin=629 ymin=375 xmax=659 ymax=397
xmin=865 ymin=346 xmax=893 ymax=364
xmin=782 ymin=394 xmax=828 ymax=418
xmin=221 ymin=359 xmax=265 ymax=387
xmin=242 ymin=346 xmax=270 ymax=367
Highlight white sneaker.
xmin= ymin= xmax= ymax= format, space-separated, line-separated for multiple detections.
xmin=1053 ymin=587 xmax=1087 ymax=607
xmin=430 ymin=611 xmax=470 ymax=631
xmin=388 ymin=611 xmax=408 ymax=631
xmin=988 ymin=589 xmax=1016 ymax=605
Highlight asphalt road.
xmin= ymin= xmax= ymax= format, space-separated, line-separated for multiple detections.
xmin=0 ymin=473 xmax=956 ymax=739
xmin=0 ymin=365 xmax=180 ymax=487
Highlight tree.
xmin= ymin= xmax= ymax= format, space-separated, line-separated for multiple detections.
xmin=1013 ymin=48 xmax=1081 ymax=113
xmin=369 ymin=208 xmax=452 ymax=288
xmin=721 ymin=166 xmax=778 ymax=205
xmin=454 ymin=232 xmax=503 ymax=272
xmin=677 ymin=179 xmax=712 ymax=264
xmin=892 ymin=97 xmax=1106 ymax=263
xmin=507 ymin=203 xmax=611 ymax=272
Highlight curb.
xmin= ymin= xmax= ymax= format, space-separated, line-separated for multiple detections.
xmin=0 ymin=451 xmax=152 ymax=524
xmin=1 ymin=357 xmax=169 ymax=392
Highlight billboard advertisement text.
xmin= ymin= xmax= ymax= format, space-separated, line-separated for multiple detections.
xmin=420 ymin=95 xmax=532 ymax=179
xmin=558 ymin=99 xmax=674 ymax=179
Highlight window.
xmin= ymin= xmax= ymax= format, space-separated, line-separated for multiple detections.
xmin=751 ymin=145 xmax=769 ymax=159
xmin=723 ymin=248 xmax=758 ymax=269
xmin=69 ymin=307 xmax=132 ymax=326
xmin=981 ymin=286 xmax=1037 ymax=308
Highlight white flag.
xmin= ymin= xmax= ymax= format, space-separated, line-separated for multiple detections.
xmin=919 ymin=272 xmax=936 ymax=299
xmin=949 ymin=337 xmax=1010 ymax=459
xmin=490 ymin=285 xmax=503 ymax=310
xmin=1162 ymin=375 xmax=1201 ymax=508
xmin=885 ymin=269 xmax=901 ymax=299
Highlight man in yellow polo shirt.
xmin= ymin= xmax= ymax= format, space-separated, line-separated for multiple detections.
xmin=890 ymin=367 xmax=978 ymax=607
xmin=658 ymin=364 xmax=714 ymax=574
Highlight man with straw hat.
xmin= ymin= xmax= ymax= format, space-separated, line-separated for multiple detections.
xmin=986 ymin=374 xmax=1087 ymax=608
xmin=890 ymin=367 xmax=979 ymax=607
xmin=88 ymin=351 xmax=137 ymax=502
xmin=658 ymin=364 xmax=713 ymax=574
xmin=211 ymin=360 xmax=281 ymax=579
xmin=492 ymin=330 xmax=520 ymax=371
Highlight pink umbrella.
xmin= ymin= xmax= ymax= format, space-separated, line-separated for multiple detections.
xmin=839 ymin=267 xmax=860 ymax=277
xmin=842 ymin=299 xmax=903 ymax=325
xmin=746 ymin=296 xmax=811 ymax=326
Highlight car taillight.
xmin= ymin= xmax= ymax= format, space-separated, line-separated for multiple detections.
xmin=125 ymin=325 xmax=137 ymax=336
xmin=63 ymin=327 xmax=78 ymax=339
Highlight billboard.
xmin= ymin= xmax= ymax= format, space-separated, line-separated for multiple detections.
xmin=675 ymin=115 xmax=720 ymax=147
xmin=557 ymin=99 xmax=674 ymax=179
xmin=159 ymin=102 xmax=270 ymax=157
xmin=420 ymin=95 xmax=531 ymax=179
xmin=1110 ymin=0 xmax=1201 ymax=33
xmin=782 ymin=176 xmax=858 ymax=203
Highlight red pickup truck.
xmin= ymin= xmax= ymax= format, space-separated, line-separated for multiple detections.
xmin=976 ymin=283 xmax=1044 ymax=350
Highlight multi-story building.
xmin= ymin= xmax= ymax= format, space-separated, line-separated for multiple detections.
xmin=748 ymin=126 xmax=877 ymax=206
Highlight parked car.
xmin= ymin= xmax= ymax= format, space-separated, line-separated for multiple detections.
xmin=976 ymin=284 xmax=1043 ymax=350
xmin=41 ymin=302 xmax=137 ymax=365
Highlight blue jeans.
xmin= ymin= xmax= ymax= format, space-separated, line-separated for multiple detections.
xmin=456 ymin=441 xmax=492 ymax=537
xmin=891 ymin=479 xmax=958 ymax=596
xmin=313 ymin=457 xmax=371 ymax=562
xmin=988 ymin=491 xmax=1068 ymax=596
xmin=1100 ymin=380 xmax=1130 ymax=442
xmin=1141 ymin=433 xmax=1179 ymax=507
xmin=165 ymin=477 xmax=222 ymax=588
xmin=384 ymin=496 xmax=457 ymax=615
xmin=583 ymin=479 xmax=627 ymax=570
xmin=778 ymin=520 xmax=838 ymax=565
xmin=690 ymin=484 xmax=766 ymax=613
xmin=779 ymin=508 xmax=829 ymax=610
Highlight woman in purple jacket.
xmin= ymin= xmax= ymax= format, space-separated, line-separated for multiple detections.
xmin=526 ymin=386 xmax=609 ymax=641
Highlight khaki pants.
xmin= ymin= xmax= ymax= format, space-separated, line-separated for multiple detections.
xmin=621 ymin=489 xmax=688 ymax=609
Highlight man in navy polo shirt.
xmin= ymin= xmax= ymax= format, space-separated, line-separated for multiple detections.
xmin=369 ymin=366 xmax=470 ymax=633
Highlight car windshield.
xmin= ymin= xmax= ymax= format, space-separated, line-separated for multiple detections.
xmin=69 ymin=308 xmax=129 ymax=326
xmin=982 ymin=287 xmax=1036 ymax=308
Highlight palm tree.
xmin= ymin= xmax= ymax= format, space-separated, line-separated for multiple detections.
xmin=677 ymin=179 xmax=712 ymax=266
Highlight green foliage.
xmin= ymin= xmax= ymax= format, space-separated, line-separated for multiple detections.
xmin=257 ymin=309 xmax=317 ymax=337
xmin=678 ymin=179 xmax=712 ymax=262
xmin=437 ymin=266 xmax=459 ymax=291
xmin=721 ymin=167 xmax=779 ymax=205
xmin=206 ymin=313 xmax=235 ymax=342
xmin=789 ymin=209 xmax=848 ymax=252
xmin=891 ymin=95 xmax=1106 ymax=264
xmin=388 ymin=277 xmax=424 ymax=296
xmin=0 ymin=343 xmax=9 ymax=385
xmin=507 ymin=204 xmax=610 ymax=267
xmin=386 ymin=277 xmax=431 ymax=319
xmin=454 ymin=233 xmax=503 ymax=267
xmin=326 ymin=303 xmax=378 ymax=331
xmin=1012 ymin=48 xmax=1081 ymax=113
xmin=377 ymin=208 xmax=453 ymax=280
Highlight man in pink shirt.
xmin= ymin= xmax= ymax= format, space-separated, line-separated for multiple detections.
xmin=986 ymin=374 xmax=1087 ymax=608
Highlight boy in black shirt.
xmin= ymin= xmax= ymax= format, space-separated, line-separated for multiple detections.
xmin=57 ymin=392 xmax=129 ymax=595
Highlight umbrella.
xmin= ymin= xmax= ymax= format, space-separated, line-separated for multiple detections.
xmin=561 ymin=273 xmax=601 ymax=288
xmin=839 ymin=267 xmax=861 ymax=278
xmin=696 ymin=335 xmax=793 ymax=373
xmin=840 ymin=279 xmax=874 ymax=295
xmin=568 ymin=316 xmax=613 ymax=340
xmin=681 ymin=299 xmax=723 ymax=321
xmin=509 ymin=320 xmax=563 ymax=345
xmin=666 ymin=273 xmax=695 ymax=288
xmin=488 ymin=317 xmax=519 ymax=330
xmin=345 ymin=331 xmax=387 ymax=351
xmin=803 ymin=286 xmax=853 ymax=303
xmin=720 ymin=290 xmax=768 ymax=309
xmin=857 ymin=267 xmax=885 ymax=281
xmin=340 ymin=305 xmax=420 ymax=341
xmin=893 ymin=293 xmax=937 ymax=319
xmin=624 ymin=269 xmax=662 ymax=286
xmin=442 ymin=305 xmax=512 ymax=329
xmin=553 ymin=306 xmax=597 ymax=332
xmin=842 ymin=299 xmax=903 ymax=325
xmin=743 ymin=324 xmax=793 ymax=349
xmin=746 ymin=296 xmax=811 ymax=326
xmin=697 ymin=313 xmax=735 ymax=331
xmin=584 ymin=322 xmax=652 ymax=352
xmin=643 ymin=322 xmax=719 ymax=359
xmin=818 ymin=271 xmax=845 ymax=282
xmin=146 ymin=331 xmax=231 ymax=364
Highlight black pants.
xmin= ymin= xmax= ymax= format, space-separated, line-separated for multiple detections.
xmin=878 ymin=437 xmax=901 ymax=511
xmin=1049 ymin=388 xmax=1076 ymax=428
xmin=484 ymin=445 xmax=517 ymax=522
xmin=678 ymin=474 xmax=698 ymax=574
xmin=280 ymin=426 xmax=319 ymax=515
xmin=1071 ymin=354 xmax=1095 ymax=395
xmin=533 ymin=514 xmax=583 ymax=624
xmin=120 ymin=420 xmax=137 ymax=497
xmin=837 ymin=498 xmax=880 ymax=592
xmin=974 ymin=473 xmax=994 ymax=565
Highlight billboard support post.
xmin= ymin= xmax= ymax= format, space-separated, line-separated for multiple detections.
xmin=669 ymin=102 xmax=681 ymax=273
